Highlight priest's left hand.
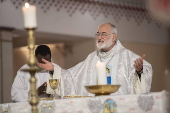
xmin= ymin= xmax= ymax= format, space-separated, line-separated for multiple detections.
xmin=134 ymin=54 xmax=146 ymax=72
xmin=37 ymin=58 xmax=54 ymax=71
xmin=37 ymin=82 xmax=47 ymax=96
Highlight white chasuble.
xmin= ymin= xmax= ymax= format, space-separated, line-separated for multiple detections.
xmin=54 ymin=40 xmax=152 ymax=96
xmin=11 ymin=63 xmax=60 ymax=102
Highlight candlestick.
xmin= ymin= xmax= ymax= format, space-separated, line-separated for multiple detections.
xmin=22 ymin=3 xmax=37 ymax=28
xmin=96 ymin=61 xmax=107 ymax=85
xmin=22 ymin=28 xmax=39 ymax=113
xmin=21 ymin=3 xmax=39 ymax=113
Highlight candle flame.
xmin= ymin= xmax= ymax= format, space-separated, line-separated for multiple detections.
xmin=97 ymin=61 xmax=101 ymax=63
xmin=25 ymin=3 xmax=29 ymax=8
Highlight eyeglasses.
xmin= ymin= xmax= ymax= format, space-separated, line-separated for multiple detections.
xmin=95 ymin=33 xmax=113 ymax=38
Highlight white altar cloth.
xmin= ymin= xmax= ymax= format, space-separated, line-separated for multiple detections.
xmin=0 ymin=90 xmax=169 ymax=113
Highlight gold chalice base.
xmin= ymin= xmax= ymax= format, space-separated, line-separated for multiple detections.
xmin=38 ymin=97 xmax=53 ymax=101
xmin=85 ymin=85 xmax=121 ymax=96
xmin=64 ymin=95 xmax=92 ymax=99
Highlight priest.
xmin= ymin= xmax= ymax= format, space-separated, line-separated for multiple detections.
xmin=11 ymin=45 xmax=61 ymax=102
xmin=38 ymin=23 xmax=153 ymax=96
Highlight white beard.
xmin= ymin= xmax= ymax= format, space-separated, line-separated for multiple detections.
xmin=96 ymin=37 xmax=113 ymax=50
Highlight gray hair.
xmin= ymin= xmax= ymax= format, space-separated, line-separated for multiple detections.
xmin=107 ymin=23 xmax=117 ymax=35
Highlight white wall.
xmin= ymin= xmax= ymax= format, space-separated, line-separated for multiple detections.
xmin=0 ymin=30 xmax=13 ymax=103
xmin=0 ymin=1 xmax=169 ymax=44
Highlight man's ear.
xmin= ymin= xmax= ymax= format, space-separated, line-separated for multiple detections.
xmin=112 ymin=34 xmax=117 ymax=41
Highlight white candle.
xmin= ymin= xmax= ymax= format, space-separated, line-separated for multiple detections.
xmin=22 ymin=3 xmax=37 ymax=28
xmin=96 ymin=61 xmax=107 ymax=85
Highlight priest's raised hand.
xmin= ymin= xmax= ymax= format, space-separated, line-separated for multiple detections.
xmin=37 ymin=58 xmax=54 ymax=71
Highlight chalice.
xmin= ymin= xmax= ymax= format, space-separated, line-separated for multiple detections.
xmin=49 ymin=79 xmax=60 ymax=99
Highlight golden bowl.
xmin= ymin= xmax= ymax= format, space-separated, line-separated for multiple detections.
xmin=85 ymin=85 xmax=121 ymax=96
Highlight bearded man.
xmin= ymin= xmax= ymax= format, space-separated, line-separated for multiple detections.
xmin=38 ymin=23 xmax=152 ymax=96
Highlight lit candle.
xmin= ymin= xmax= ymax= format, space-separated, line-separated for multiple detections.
xmin=22 ymin=3 xmax=37 ymax=28
xmin=96 ymin=61 xmax=107 ymax=85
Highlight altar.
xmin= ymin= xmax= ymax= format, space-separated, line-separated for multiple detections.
xmin=0 ymin=90 xmax=169 ymax=113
